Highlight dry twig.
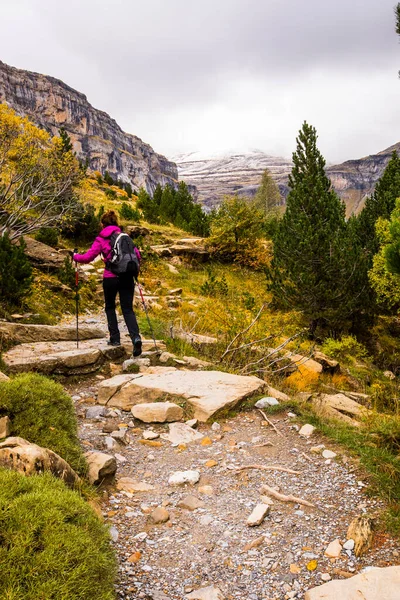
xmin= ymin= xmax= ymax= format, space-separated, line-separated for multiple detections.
xmin=254 ymin=441 xmax=275 ymax=448
xmin=258 ymin=409 xmax=284 ymax=437
xmin=234 ymin=464 xmax=301 ymax=475
xmin=220 ymin=303 xmax=268 ymax=361
xmin=261 ymin=484 xmax=315 ymax=508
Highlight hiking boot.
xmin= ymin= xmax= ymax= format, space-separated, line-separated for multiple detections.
xmin=107 ymin=340 xmax=121 ymax=347
xmin=133 ymin=336 xmax=142 ymax=357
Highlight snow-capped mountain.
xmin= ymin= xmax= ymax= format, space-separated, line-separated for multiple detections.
xmin=171 ymin=150 xmax=293 ymax=208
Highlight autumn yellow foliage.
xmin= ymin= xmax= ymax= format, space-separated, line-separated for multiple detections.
xmin=286 ymin=367 xmax=320 ymax=392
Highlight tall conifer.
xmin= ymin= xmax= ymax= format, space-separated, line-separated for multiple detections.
xmin=269 ymin=122 xmax=352 ymax=332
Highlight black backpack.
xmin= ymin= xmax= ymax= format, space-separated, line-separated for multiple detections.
xmin=106 ymin=232 xmax=140 ymax=277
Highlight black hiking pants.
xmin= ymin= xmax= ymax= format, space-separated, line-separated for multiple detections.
xmin=103 ymin=275 xmax=140 ymax=344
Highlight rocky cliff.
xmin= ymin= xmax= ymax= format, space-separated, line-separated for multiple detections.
xmin=0 ymin=60 xmax=178 ymax=194
xmin=326 ymin=143 xmax=400 ymax=214
xmin=173 ymin=151 xmax=293 ymax=210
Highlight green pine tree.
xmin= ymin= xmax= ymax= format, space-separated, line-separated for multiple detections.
xmin=159 ymin=184 xmax=176 ymax=222
xmin=153 ymin=184 xmax=163 ymax=207
xmin=137 ymin=187 xmax=159 ymax=223
xmin=58 ymin=127 xmax=74 ymax=154
xmin=356 ymin=151 xmax=400 ymax=256
xmin=0 ymin=233 xmax=33 ymax=308
xmin=268 ymin=122 xmax=355 ymax=333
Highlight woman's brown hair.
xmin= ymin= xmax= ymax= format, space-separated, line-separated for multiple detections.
xmin=101 ymin=210 xmax=119 ymax=228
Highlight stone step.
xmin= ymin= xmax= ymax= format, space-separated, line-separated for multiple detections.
xmin=0 ymin=322 xmax=105 ymax=344
xmin=2 ymin=337 xmax=163 ymax=376
xmin=97 ymin=369 xmax=266 ymax=421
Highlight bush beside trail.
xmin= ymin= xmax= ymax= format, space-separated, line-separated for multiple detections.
xmin=0 ymin=374 xmax=87 ymax=476
xmin=0 ymin=469 xmax=116 ymax=600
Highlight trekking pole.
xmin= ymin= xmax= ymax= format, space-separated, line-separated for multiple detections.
xmin=136 ymin=279 xmax=158 ymax=351
xmin=73 ymin=249 xmax=79 ymax=349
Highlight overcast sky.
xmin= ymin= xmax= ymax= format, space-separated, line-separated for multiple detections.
xmin=0 ymin=0 xmax=398 ymax=163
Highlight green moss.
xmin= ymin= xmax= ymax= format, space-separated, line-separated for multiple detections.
xmin=0 ymin=374 xmax=87 ymax=476
xmin=0 ymin=469 xmax=116 ymax=600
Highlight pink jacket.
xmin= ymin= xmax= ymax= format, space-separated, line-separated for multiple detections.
xmin=73 ymin=225 xmax=141 ymax=278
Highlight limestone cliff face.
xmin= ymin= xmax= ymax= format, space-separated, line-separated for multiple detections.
xmin=0 ymin=60 xmax=178 ymax=194
xmin=326 ymin=143 xmax=400 ymax=215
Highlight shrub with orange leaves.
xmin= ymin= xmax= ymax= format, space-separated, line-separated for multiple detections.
xmin=286 ymin=367 xmax=320 ymax=392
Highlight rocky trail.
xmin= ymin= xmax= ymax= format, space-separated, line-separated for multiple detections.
xmin=2 ymin=314 xmax=399 ymax=599
xmin=59 ymin=328 xmax=397 ymax=599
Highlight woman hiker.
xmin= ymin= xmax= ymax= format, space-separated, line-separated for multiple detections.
xmin=73 ymin=210 xmax=142 ymax=357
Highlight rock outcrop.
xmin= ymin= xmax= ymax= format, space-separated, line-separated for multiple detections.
xmin=0 ymin=436 xmax=80 ymax=488
xmin=326 ymin=142 xmax=400 ymax=215
xmin=0 ymin=60 xmax=178 ymax=194
xmin=97 ymin=370 xmax=265 ymax=421
xmin=0 ymin=322 xmax=104 ymax=344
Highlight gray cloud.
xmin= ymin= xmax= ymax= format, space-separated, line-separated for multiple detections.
xmin=0 ymin=0 xmax=398 ymax=162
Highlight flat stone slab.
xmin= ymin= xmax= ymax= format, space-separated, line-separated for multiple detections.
xmin=2 ymin=338 xmax=125 ymax=375
xmin=305 ymin=566 xmax=400 ymax=600
xmin=97 ymin=370 xmax=265 ymax=421
xmin=0 ymin=322 xmax=105 ymax=344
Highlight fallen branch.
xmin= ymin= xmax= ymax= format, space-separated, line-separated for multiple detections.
xmin=234 ymin=464 xmax=301 ymax=475
xmin=261 ymin=484 xmax=315 ymax=508
xmin=300 ymin=452 xmax=314 ymax=463
xmin=258 ymin=409 xmax=284 ymax=437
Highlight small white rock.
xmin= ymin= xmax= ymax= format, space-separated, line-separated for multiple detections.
xmin=211 ymin=422 xmax=221 ymax=431
xmin=320 ymin=573 xmax=331 ymax=582
xmin=322 ymin=449 xmax=337 ymax=459
xmin=255 ymin=397 xmax=280 ymax=408
xmin=247 ymin=503 xmax=270 ymax=527
xmin=168 ymin=470 xmax=200 ymax=486
xmin=324 ymin=539 xmax=342 ymax=558
xmin=143 ymin=430 xmax=160 ymax=440
xmin=343 ymin=539 xmax=355 ymax=551
xmin=109 ymin=526 xmax=119 ymax=542
xmin=299 ymin=424 xmax=315 ymax=437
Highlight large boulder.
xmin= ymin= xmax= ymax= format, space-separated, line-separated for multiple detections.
xmin=0 ymin=322 xmax=105 ymax=344
xmin=304 ymin=566 xmax=400 ymax=600
xmin=21 ymin=236 xmax=65 ymax=271
xmin=0 ymin=437 xmax=80 ymax=488
xmin=97 ymin=370 xmax=265 ymax=421
xmin=311 ymin=393 xmax=371 ymax=426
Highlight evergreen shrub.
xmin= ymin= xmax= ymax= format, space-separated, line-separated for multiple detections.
xmin=0 ymin=233 xmax=33 ymax=308
xmin=58 ymin=256 xmax=77 ymax=288
xmin=0 ymin=469 xmax=116 ymax=600
xmin=119 ymin=202 xmax=141 ymax=221
xmin=35 ymin=227 xmax=59 ymax=248
xmin=321 ymin=335 xmax=369 ymax=363
xmin=0 ymin=374 xmax=86 ymax=475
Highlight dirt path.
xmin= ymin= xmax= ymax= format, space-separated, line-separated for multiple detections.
xmin=68 ymin=374 xmax=398 ymax=600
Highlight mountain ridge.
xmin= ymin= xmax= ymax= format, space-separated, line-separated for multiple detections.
xmin=0 ymin=60 xmax=178 ymax=194
xmin=174 ymin=143 xmax=400 ymax=214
